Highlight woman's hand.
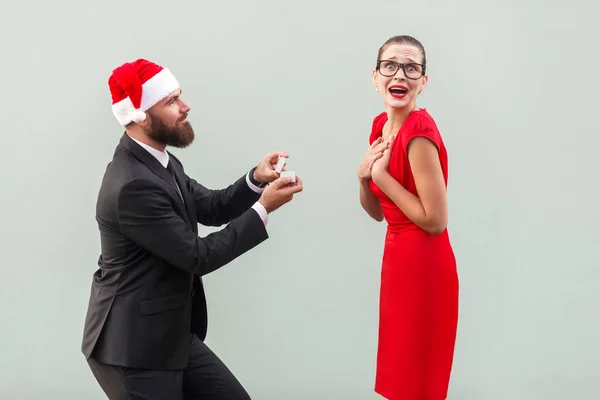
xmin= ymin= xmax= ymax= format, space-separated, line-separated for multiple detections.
xmin=357 ymin=137 xmax=390 ymax=182
xmin=371 ymin=137 xmax=394 ymax=182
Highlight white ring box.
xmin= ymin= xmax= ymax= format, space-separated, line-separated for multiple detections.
xmin=275 ymin=156 xmax=286 ymax=173
xmin=275 ymin=156 xmax=295 ymax=183
xmin=280 ymin=170 xmax=296 ymax=183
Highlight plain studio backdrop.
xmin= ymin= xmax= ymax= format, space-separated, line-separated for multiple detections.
xmin=1 ymin=0 xmax=599 ymax=399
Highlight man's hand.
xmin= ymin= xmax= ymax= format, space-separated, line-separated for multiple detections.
xmin=253 ymin=152 xmax=289 ymax=184
xmin=258 ymin=175 xmax=303 ymax=213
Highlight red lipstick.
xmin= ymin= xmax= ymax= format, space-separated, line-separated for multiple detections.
xmin=388 ymin=85 xmax=408 ymax=99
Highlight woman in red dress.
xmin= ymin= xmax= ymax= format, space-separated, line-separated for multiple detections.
xmin=357 ymin=35 xmax=459 ymax=400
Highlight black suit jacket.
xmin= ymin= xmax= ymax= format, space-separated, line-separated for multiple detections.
xmin=81 ymin=134 xmax=268 ymax=370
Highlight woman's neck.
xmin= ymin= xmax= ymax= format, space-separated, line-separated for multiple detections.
xmin=383 ymin=105 xmax=417 ymax=139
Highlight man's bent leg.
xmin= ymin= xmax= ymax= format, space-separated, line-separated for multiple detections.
xmin=183 ymin=335 xmax=251 ymax=400
xmin=87 ymin=357 xmax=184 ymax=400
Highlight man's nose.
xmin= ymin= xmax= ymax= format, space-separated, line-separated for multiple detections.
xmin=180 ymin=101 xmax=191 ymax=113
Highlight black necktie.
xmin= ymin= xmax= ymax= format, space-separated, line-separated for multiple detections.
xmin=166 ymin=161 xmax=184 ymax=203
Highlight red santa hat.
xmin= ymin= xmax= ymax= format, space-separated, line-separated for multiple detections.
xmin=108 ymin=59 xmax=180 ymax=126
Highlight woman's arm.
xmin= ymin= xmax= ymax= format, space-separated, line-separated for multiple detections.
xmin=372 ymin=137 xmax=447 ymax=234
xmin=359 ymin=179 xmax=384 ymax=221
xmin=357 ymin=136 xmax=389 ymax=222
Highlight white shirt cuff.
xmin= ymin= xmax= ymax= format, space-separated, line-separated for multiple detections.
xmin=251 ymin=202 xmax=268 ymax=227
xmin=246 ymin=172 xmax=266 ymax=194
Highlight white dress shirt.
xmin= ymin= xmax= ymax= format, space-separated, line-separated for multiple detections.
xmin=129 ymin=135 xmax=268 ymax=227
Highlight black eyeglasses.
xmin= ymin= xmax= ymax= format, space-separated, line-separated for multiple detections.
xmin=376 ymin=60 xmax=426 ymax=80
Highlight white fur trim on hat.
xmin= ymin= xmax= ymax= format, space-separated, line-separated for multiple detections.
xmin=111 ymin=68 xmax=180 ymax=126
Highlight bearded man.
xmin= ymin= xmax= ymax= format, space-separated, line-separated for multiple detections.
xmin=81 ymin=59 xmax=302 ymax=400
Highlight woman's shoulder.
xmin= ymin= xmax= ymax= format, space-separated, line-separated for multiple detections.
xmin=401 ymin=108 xmax=443 ymax=149
xmin=368 ymin=111 xmax=388 ymax=144
xmin=372 ymin=111 xmax=388 ymax=126
xmin=406 ymin=108 xmax=439 ymax=133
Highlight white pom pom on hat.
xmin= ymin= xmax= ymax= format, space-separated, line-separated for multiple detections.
xmin=130 ymin=110 xmax=147 ymax=123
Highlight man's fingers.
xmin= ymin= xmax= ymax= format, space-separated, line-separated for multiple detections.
xmin=294 ymin=176 xmax=303 ymax=188
xmin=272 ymin=175 xmax=293 ymax=188
xmin=265 ymin=151 xmax=289 ymax=162
xmin=275 ymin=175 xmax=302 ymax=193
xmin=288 ymin=176 xmax=303 ymax=193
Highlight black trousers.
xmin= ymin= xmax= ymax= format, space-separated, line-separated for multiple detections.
xmin=87 ymin=334 xmax=251 ymax=400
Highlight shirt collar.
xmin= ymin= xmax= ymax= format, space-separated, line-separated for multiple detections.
xmin=128 ymin=135 xmax=170 ymax=168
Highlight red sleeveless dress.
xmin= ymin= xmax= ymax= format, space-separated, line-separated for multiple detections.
xmin=368 ymin=109 xmax=459 ymax=400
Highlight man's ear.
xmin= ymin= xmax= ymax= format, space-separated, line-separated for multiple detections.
xmin=137 ymin=114 xmax=150 ymax=128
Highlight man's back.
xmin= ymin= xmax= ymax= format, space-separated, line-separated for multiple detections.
xmin=82 ymin=133 xmax=272 ymax=370
xmin=82 ymin=138 xmax=198 ymax=370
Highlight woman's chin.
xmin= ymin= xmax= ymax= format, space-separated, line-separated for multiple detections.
xmin=385 ymin=99 xmax=413 ymax=111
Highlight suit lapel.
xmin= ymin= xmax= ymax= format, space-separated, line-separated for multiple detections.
xmin=167 ymin=154 xmax=197 ymax=232
xmin=120 ymin=134 xmax=192 ymax=225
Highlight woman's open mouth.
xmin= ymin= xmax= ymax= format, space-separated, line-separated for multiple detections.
xmin=388 ymin=85 xmax=408 ymax=99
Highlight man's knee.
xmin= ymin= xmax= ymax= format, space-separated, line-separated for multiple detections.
xmin=184 ymin=337 xmax=252 ymax=399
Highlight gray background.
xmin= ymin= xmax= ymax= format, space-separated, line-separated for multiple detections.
xmin=1 ymin=0 xmax=599 ymax=399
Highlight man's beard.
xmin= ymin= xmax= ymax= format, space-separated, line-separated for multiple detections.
xmin=146 ymin=112 xmax=195 ymax=148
